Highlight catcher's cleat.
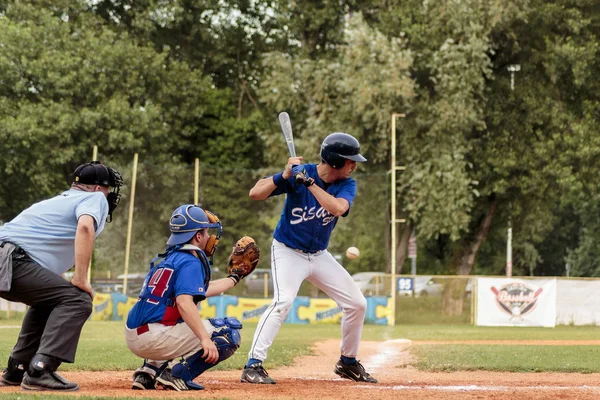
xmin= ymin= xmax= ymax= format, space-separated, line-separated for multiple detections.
xmin=155 ymin=368 xmax=204 ymax=391
xmin=334 ymin=360 xmax=377 ymax=383
xmin=21 ymin=371 xmax=79 ymax=391
xmin=132 ymin=372 xmax=155 ymax=390
xmin=240 ymin=362 xmax=276 ymax=384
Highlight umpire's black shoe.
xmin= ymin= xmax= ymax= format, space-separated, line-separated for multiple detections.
xmin=1 ymin=357 xmax=27 ymax=386
xmin=1 ymin=370 xmax=22 ymax=386
xmin=240 ymin=362 xmax=276 ymax=384
xmin=1 ymin=369 xmax=24 ymax=386
xmin=21 ymin=372 xmax=79 ymax=391
xmin=20 ymin=353 xmax=79 ymax=391
xmin=132 ymin=372 xmax=155 ymax=390
xmin=334 ymin=360 xmax=377 ymax=383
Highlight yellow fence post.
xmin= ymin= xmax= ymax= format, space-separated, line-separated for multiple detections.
xmin=390 ymin=113 xmax=406 ymax=326
xmin=87 ymin=145 xmax=98 ymax=285
xmin=263 ymin=272 xmax=269 ymax=299
xmin=194 ymin=158 xmax=200 ymax=205
xmin=123 ymin=153 xmax=139 ymax=295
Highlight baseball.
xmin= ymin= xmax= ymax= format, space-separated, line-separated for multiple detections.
xmin=346 ymin=246 xmax=360 ymax=260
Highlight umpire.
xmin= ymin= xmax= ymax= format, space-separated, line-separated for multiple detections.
xmin=0 ymin=161 xmax=123 ymax=391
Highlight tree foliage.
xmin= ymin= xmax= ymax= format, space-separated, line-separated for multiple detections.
xmin=1 ymin=0 xmax=600 ymax=280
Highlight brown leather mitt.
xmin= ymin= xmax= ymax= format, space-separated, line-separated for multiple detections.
xmin=227 ymin=236 xmax=260 ymax=283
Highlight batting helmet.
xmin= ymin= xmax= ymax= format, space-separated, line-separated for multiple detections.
xmin=320 ymin=132 xmax=367 ymax=169
xmin=167 ymin=205 xmax=222 ymax=252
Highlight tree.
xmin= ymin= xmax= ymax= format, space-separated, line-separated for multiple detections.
xmin=256 ymin=12 xmax=414 ymax=273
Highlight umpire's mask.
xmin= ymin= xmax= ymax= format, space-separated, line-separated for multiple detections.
xmin=73 ymin=161 xmax=124 ymax=223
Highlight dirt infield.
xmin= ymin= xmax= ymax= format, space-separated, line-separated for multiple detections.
xmin=2 ymin=339 xmax=600 ymax=399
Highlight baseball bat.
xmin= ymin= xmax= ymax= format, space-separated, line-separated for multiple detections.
xmin=278 ymin=112 xmax=305 ymax=184
xmin=278 ymin=112 xmax=296 ymax=157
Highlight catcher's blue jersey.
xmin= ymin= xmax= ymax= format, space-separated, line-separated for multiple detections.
xmin=126 ymin=249 xmax=210 ymax=329
xmin=270 ymin=163 xmax=356 ymax=253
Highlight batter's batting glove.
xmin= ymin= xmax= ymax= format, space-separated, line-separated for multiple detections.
xmin=291 ymin=165 xmax=314 ymax=187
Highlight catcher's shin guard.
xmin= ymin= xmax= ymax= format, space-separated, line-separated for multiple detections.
xmin=171 ymin=317 xmax=242 ymax=382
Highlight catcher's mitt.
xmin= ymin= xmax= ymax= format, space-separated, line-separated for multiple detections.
xmin=227 ymin=236 xmax=260 ymax=284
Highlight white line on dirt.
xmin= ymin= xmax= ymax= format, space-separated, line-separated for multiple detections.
xmin=0 ymin=326 xmax=20 ymax=329
xmin=366 ymin=339 xmax=411 ymax=371
xmin=357 ymin=385 xmax=600 ymax=392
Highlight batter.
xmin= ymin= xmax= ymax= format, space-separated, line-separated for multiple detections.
xmin=240 ymin=132 xmax=377 ymax=384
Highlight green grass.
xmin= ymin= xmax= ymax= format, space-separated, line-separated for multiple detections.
xmin=396 ymin=296 xmax=472 ymax=324
xmin=361 ymin=323 xmax=600 ymax=341
xmin=413 ymin=344 xmax=600 ymax=373
xmin=0 ymin=312 xmax=26 ymax=322
xmin=1 ymin=321 xmax=599 ymax=374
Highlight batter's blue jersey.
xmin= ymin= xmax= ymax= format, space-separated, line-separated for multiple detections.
xmin=271 ymin=163 xmax=356 ymax=252
xmin=126 ymin=249 xmax=210 ymax=329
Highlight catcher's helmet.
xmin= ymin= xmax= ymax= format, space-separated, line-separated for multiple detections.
xmin=320 ymin=132 xmax=367 ymax=169
xmin=167 ymin=205 xmax=222 ymax=249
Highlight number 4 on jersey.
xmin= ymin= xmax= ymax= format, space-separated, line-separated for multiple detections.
xmin=146 ymin=268 xmax=174 ymax=304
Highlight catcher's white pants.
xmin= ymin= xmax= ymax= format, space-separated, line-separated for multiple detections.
xmin=248 ymin=239 xmax=367 ymax=362
xmin=125 ymin=320 xmax=216 ymax=374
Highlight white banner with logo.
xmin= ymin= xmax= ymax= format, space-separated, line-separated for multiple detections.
xmin=476 ymin=278 xmax=556 ymax=327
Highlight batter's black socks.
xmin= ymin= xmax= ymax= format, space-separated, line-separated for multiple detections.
xmin=340 ymin=355 xmax=357 ymax=365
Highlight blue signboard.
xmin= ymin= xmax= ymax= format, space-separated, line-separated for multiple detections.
xmin=397 ymin=277 xmax=413 ymax=293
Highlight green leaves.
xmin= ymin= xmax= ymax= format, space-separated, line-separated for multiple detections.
xmin=2 ymin=0 xmax=600 ymax=279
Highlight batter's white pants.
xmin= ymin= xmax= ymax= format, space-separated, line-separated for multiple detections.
xmin=248 ymin=239 xmax=367 ymax=362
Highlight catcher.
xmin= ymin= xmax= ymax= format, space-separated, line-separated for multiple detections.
xmin=124 ymin=204 xmax=260 ymax=391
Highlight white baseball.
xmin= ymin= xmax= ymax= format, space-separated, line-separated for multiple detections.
xmin=346 ymin=246 xmax=360 ymax=260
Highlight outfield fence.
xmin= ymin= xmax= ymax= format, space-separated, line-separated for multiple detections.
xmin=2 ymin=275 xmax=598 ymax=327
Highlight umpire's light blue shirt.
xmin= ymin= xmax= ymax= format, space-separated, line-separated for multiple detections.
xmin=0 ymin=189 xmax=108 ymax=274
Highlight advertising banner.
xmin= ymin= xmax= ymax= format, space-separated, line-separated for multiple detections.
xmin=90 ymin=293 xmax=393 ymax=325
xmin=476 ymin=278 xmax=556 ymax=327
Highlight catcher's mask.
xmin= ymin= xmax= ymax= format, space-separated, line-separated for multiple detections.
xmin=167 ymin=204 xmax=222 ymax=256
xmin=73 ymin=161 xmax=124 ymax=223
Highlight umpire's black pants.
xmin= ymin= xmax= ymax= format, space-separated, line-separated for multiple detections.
xmin=0 ymin=250 xmax=92 ymax=364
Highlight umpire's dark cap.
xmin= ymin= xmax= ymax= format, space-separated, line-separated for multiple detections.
xmin=73 ymin=161 xmax=122 ymax=187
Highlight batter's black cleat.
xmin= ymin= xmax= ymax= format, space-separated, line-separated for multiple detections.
xmin=240 ymin=362 xmax=276 ymax=384
xmin=132 ymin=371 xmax=155 ymax=390
xmin=334 ymin=360 xmax=377 ymax=383
xmin=155 ymin=368 xmax=204 ymax=391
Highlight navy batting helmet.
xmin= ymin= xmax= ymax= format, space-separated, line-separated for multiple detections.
xmin=320 ymin=132 xmax=367 ymax=169
xmin=167 ymin=205 xmax=222 ymax=250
